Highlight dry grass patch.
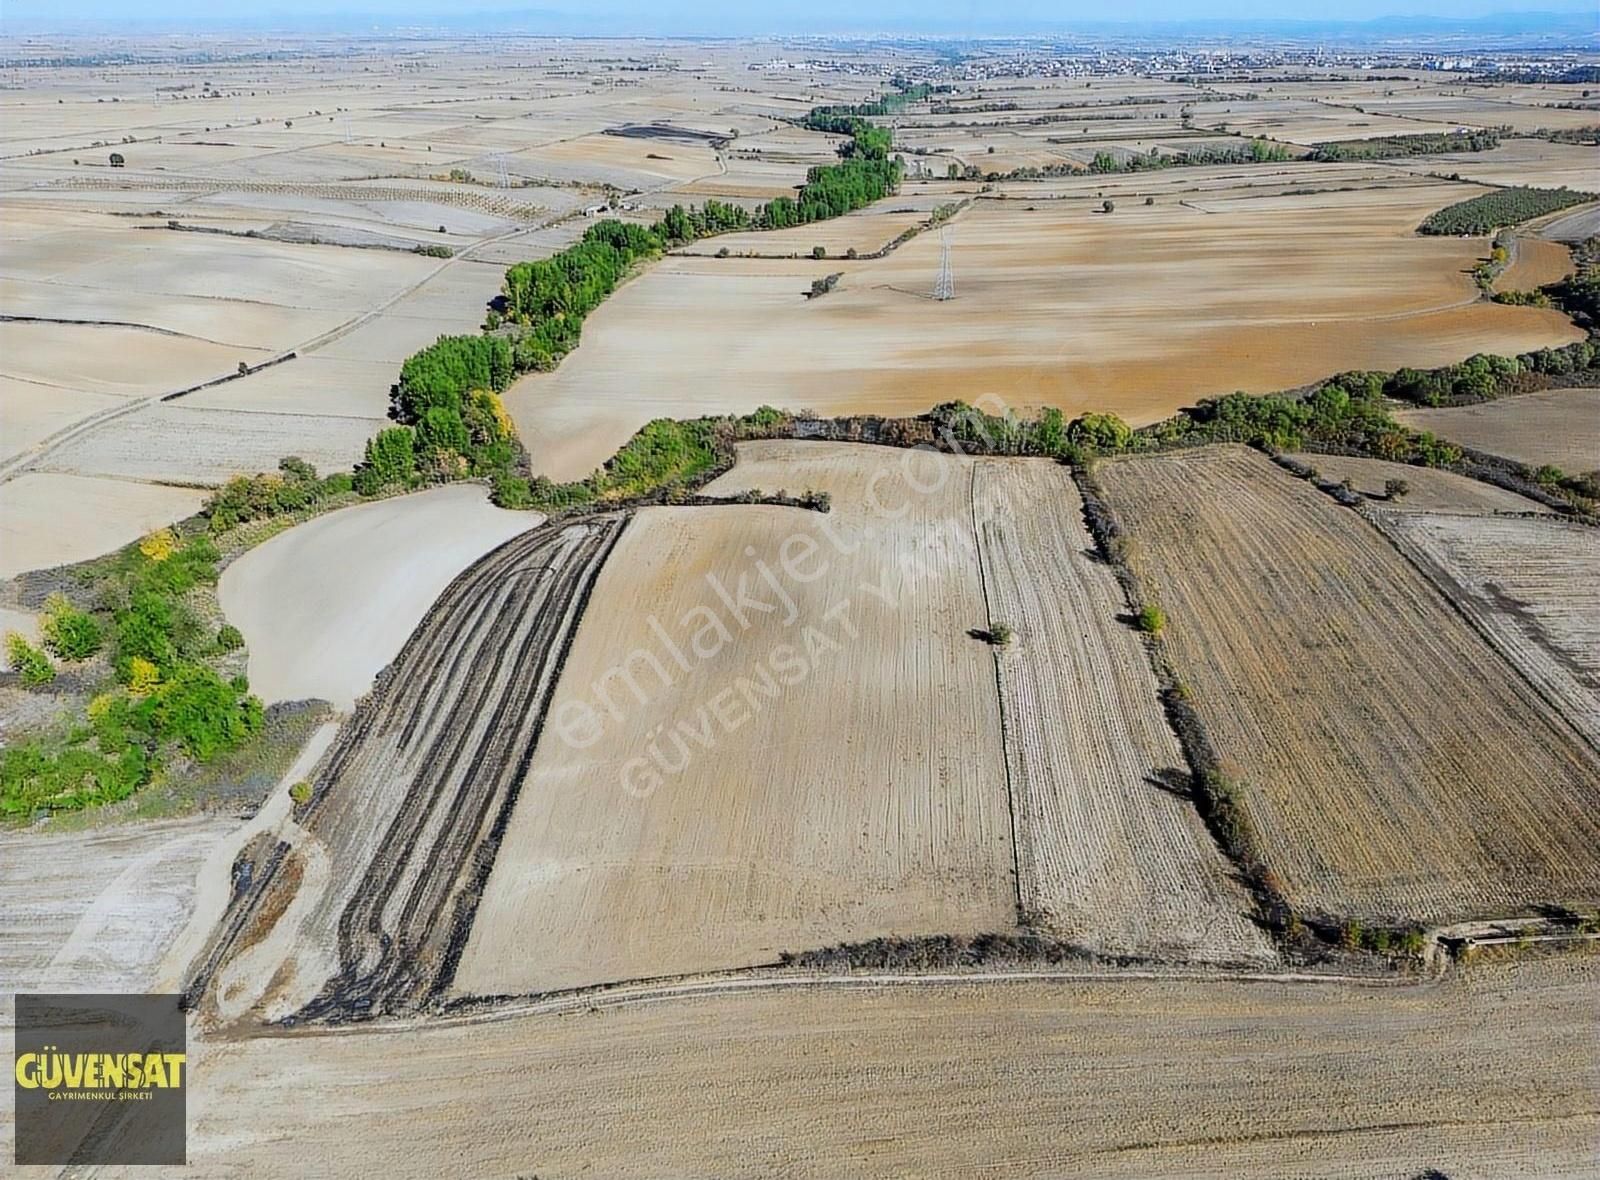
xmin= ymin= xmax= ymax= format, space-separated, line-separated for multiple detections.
xmin=1284 ymin=452 xmax=1554 ymax=514
xmin=1099 ymin=445 xmax=1600 ymax=924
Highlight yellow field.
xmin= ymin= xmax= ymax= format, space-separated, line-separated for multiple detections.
xmin=508 ymin=182 xmax=1582 ymax=481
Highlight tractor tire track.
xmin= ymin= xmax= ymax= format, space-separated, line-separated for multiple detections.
xmin=190 ymin=514 xmax=627 ymax=1024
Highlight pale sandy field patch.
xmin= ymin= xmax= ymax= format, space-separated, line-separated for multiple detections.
xmin=0 ymin=472 xmax=205 ymax=579
xmin=218 ymin=484 xmax=534 ymax=707
xmin=0 ymin=319 xmax=270 ymax=398
xmin=453 ymin=442 xmax=1015 ymax=994
xmin=38 ymin=404 xmax=384 ymax=487
xmin=1393 ymin=388 xmax=1600 ymax=473
xmin=0 ymin=375 xmax=127 ymax=465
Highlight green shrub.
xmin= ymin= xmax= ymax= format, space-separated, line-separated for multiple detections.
xmin=987 ymin=622 xmax=1014 ymax=647
xmin=289 ymin=780 xmax=312 ymax=805
xmin=214 ymin=624 xmax=244 ymax=653
xmin=1136 ymin=604 xmax=1166 ymax=636
xmin=41 ymin=594 xmax=102 ymax=661
xmin=358 ymin=426 xmax=418 ymax=492
xmin=5 ymin=632 xmax=55 ymax=686
xmin=1066 ymin=412 xmax=1133 ymax=453
xmin=136 ymin=665 xmax=262 ymax=762
xmin=491 ymin=472 xmax=533 ymax=509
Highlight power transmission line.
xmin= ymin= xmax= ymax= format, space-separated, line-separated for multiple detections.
xmin=932 ymin=226 xmax=955 ymax=301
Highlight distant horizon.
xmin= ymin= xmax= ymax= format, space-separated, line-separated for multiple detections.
xmin=2 ymin=3 xmax=1596 ymax=42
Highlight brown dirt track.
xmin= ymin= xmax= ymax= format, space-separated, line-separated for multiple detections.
xmin=1097 ymin=445 xmax=1600 ymax=925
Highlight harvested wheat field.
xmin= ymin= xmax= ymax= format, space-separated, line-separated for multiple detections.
xmin=1098 ymin=445 xmax=1600 ymax=924
xmin=972 ymin=460 xmax=1269 ymax=963
xmin=1284 ymin=452 xmax=1554 ymax=514
xmin=1393 ymin=388 xmax=1600 ymax=474
xmin=0 ymin=472 xmax=205 ymax=579
xmin=219 ymin=485 xmax=535 ymax=708
xmin=37 ymin=404 xmax=383 ymax=487
xmin=453 ymin=442 xmax=1015 ymax=996
xmin=1376 ymin=511 xmax=1600 ymax=749
xmin=71 ymin=959 xmax=1600 ymax=1180
xmin=509 ymin=185 xmax=1583 ymax=481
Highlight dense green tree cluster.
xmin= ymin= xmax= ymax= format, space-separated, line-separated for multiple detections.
xmin=1387 ymin=341 xmax=1597 ymax=406
xmin=204 ymin=457 xmax=354 ymax=532
xmin=758 ymin=154 xmax=904 ymax=228
xmin=498 ymin=223 xmax=661 ymax=371
xmin=2 ymin=530 xmax=263 ymax=818
xmin=1549 ymin=235 xmax=1600 ymax=331
xmin=1085 ymin=139 xmax=1289 ymax=175
xmin=658 ymin=199 xmax=750 ymax=244
xmin=500 ymin=409 xmax=793 ymax=512
xmin=1529 ymin=125 xmax=1600 ymax=145
xmin=798 ymin=81 xmax=937 ymax=127
xmin=1418 ymin=186 xmax=1596 ymax=236
xmin=1307 ymin=129 xmax=1500 ymax=161
xmin=396 ymin=334 xmax=514 ymax=417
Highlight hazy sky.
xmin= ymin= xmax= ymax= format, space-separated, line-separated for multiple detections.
xmin=3 ymin=0 xmax=1596 ymax=32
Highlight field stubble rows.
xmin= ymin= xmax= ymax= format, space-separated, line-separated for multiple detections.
xmin=1097 ymin=445 xmax=1600 ymax=924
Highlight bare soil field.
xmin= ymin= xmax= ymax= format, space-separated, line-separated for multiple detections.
xmin=66 ymin=960 xmax=1600 ymax=1180
xmin=508 ymin=184 xmax=1583 ymax=481
xmin=218 ymin=485 xmax=534 ymax=708
xmin=972 ymin=460 xmax=1270 ymax=963
xmin=1098 ymin=446 xmax=1600 ymax=924
xmin=1284 ymin=452 xmax=1555 ymax=514
xmin=1376 ymin=511 xmax=1600 ymax=749
xmin=0 ymin=374 xmax=126 ymax=465
xmin=0 ymin=472 xmax=205 ymax=579
xmin=1392 ymin=142 xmax=1600 ymax=192
xmin=1497 ymin=237 xmax=1576 ymax=291
xmin=195 ymin=517 xmax=620 ymax=1023
xmin=1393 ymin=388 xmax=1600 ymax=473
xmin=453 ymin=443 xmax=1014 ymax=996
xmin=37 ymin=404 xmax=384 ymax=486
xmin=0 ymin=318 xmax=270 ymax=398
xmin=0 ymin=816 xmax=239 ymax=1006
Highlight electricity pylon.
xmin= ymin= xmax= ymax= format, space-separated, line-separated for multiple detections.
xmin=932 ymin=226 xmax=955 ymax=301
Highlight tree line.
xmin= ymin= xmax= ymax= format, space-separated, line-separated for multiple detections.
xmin=1419 ymin=185 xmax=1596 ymax=236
